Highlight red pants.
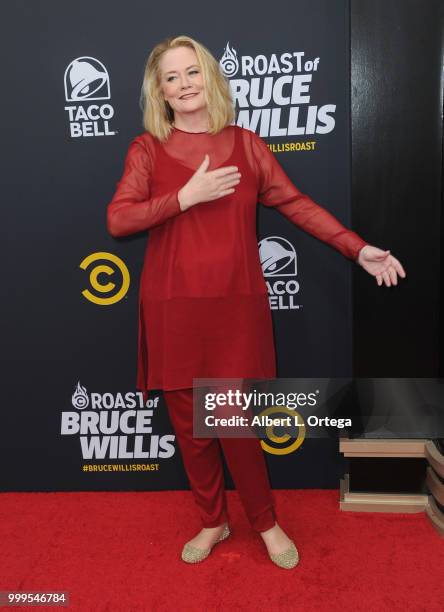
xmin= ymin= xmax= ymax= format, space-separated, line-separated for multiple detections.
xmin=163 ymin=387 xmax=277 ymax=532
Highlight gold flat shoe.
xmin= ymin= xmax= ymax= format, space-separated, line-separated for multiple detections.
xmin=269 ymin=541 xmax=299 ymax=569
xmin=181 ymin=524 xmax=231 ymax=564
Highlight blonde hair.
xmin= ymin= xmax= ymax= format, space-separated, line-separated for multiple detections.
xmin=139 ymin=35 xmax=235 ymax=142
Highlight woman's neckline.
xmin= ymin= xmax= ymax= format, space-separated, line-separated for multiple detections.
xmin=172 ymin=125 xmax=209 ymax=134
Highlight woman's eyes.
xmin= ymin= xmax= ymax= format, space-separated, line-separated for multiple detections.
xmin=167 ymin=70 xmax=199 ymax=82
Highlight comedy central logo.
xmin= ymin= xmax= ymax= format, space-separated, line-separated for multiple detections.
xmin=64 ymin=57 xmax=116 ymax=138
xmin=259 ymin=236 xmax=301 ymax=310
xmin=80 ymin=252 xmax=129 ymax=305
xmin=259 ymin=406 xmax=306 ymax=455
xmin=220 ymin=42 xmax=239 ymax=77
xmin=72 ymin=381 xmax=89 ymax=409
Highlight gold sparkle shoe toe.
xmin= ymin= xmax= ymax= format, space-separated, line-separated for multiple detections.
xmin=269 ymin=541 xmax=299 ymax=569
xmin=181 ymin=524 xmax=231 ymax=564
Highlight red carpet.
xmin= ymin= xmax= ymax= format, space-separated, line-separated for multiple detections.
xmin=1 ymin=489 xmax=442 ymax=611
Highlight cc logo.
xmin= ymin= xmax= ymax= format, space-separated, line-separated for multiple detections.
xmin=259 ymin=406 xmax=306 ymax=455
xmin=80 ymin=252 xmax=130 ymax=305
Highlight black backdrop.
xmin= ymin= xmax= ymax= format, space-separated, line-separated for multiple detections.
xmin=351 ymin=0 xmax=443 ymax=378
xmin=1 ymin=0 xmax=442 ymax=492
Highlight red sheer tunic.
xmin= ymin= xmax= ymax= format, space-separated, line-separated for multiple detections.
xmin=107 ymin=125 xmax=368 ymax=392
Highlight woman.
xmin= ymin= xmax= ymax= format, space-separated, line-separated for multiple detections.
xmin=107 ymin=35 xmax=406 ymax=569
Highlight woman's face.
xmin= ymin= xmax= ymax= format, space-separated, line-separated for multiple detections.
xmin=158 ymin=46 xmax=206 ymax=117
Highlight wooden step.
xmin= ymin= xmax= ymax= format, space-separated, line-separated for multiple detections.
xmin=425 ymin=496 xmax=444 ymax=537
xmin=339 ymin=474 xmax=428 ymax=513
xmin=339 ymin=438 xmax=427 ymax=458
xmin=426 ymin=465 xmax=444 ymax=506
xmin=338 ymin=438 xmax=444 ymax=536
xmin=424 ymin=440 xmax=444 ymax=478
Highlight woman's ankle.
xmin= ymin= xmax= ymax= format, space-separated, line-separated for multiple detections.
xmin=260 ymin=522 xmax=277 ymax=535
xmin=202 ymin=521 xmax=228 ymax=531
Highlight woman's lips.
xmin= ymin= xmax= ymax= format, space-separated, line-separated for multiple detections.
xmin=180 ymin=93 xmax=198 ymax=100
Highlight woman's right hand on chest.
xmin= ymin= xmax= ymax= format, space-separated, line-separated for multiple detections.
xmin=177 ymin=155 xmax=241 ymax=211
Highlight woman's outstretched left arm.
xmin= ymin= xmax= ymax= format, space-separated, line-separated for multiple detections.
xmin=247 ymin=129 xmax=406 ymax=287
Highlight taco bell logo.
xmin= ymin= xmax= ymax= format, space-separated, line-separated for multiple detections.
xmin=64 ymin=57 xmax=116 ymax=138
xmin=64 ymin=58 xmax=110 ymax=101
xmin=259 ymin=236 xmax=301 ymax=310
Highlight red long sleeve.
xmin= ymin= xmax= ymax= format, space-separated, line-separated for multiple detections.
xmin=132 ymin=124 xmax=367 ymax=392
xmin=246 ymin=129 xmax=368 ymax=261
xmin=107 ymin=136 xmax=183 ymax=237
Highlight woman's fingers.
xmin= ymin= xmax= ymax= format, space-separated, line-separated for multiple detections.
xmin=218 ymin=175 xmax=241 ymax=189
xmin=370 ymin=254 xmax=406 ymax=288
xmin=211 ymin=166 xmax=240 ymax=179
xmin=388 ymin=266 xmax=398 ymax=285
xmin=382 ymin=271 xmax=391 ymax=287
xmin=391 ymin=256 xmax=407 ymax=278
xmin=218 ymin=188 xmax=236 ymax=198
xmin=212 ymin=172 xmax=241 ymax=198
xmin=375 ymin=266 xmax=401 ymax=287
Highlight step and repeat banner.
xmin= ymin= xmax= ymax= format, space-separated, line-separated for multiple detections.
xmin=2 ymin=0 xmax=356 ymax=490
